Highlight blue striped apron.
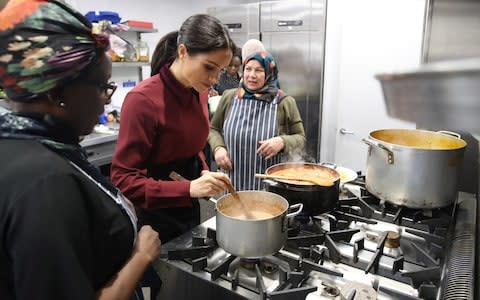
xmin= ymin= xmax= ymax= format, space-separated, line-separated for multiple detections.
xmin=223 ymin=96 xmax=282 ymax=190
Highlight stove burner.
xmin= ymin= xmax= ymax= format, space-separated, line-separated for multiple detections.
xmin=322 ymin=283 xmax=340 ymax=297
xmin=263 ymin=261 xmax=279 ymax=274
xmin=384 ymin=231 xmax=401 ymax=248
xmin=239 ymin=258 xmax=260 ymax=270
xmin=238 ymin=258 xmax=280 ymax=274
xmin=341 ymin=282 xmax=377 ymax=300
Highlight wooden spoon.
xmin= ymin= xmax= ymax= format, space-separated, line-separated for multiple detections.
xmin=255 ymin=173 xmax=335 ymax=187
xmin=221 ymin=180 xmax=256 ymax=220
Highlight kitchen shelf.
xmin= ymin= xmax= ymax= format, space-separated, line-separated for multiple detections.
xmin=112 ymin=26 xmax=156 ymax=82
xmin=126 ymin=26 xmax=158 ymax=33
xmin=112 ymin=62 xmax=149 ymax=67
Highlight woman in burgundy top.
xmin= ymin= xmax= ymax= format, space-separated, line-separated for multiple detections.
xmin=111 ymin=14 xmax=236 ymax=243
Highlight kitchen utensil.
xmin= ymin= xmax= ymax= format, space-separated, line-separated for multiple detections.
xmin=169 ymin=171 xmax=254 ymax=219
xmin=255 ymin=173 xmax=334 ymax=187
xmin=215 ymin=190 xmax=302 ymax=257
xmin=320 ymin=162 xmax=358 ymax=185
xmin=223 ymin=180 xmax=254 ymax=220
xmin=363 ymin=129 xmax=467 ymax=208
xmin=261 ymin=162 xmax=340 ymax=215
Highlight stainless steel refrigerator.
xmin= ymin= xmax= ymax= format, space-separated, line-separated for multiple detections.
xmin=207 ymin=0 xmax=327 ymax=161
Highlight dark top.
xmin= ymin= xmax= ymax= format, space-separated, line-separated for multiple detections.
xmin=213 ymin=71 xmax=240 ymax=95
xmin=0 ymin=139 xmax=134 ymax=300
xmin=111 ymin=64 xmax=209 ymax=210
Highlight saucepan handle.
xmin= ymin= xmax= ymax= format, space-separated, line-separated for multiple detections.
xmin=208 ymin=197 xmax=218 ymax=204
xmin=437 ymin=130 xmax=461 ymax=139
xmin=286 ymin=203 xmax=303 ymax=218
xmin=320 ymin=162 xmax=337 ymax=169
xmin=262 ymin=178 xmax=280 ymax=187
xmin=362 ymin=138 xmax=394 ymax=165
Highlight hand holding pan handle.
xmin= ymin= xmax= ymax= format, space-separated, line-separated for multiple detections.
xmin=169 ymin=171 xmax=187 ymax=181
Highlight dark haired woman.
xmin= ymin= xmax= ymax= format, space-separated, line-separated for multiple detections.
xmin=111 ymin=13 xmax=236 ymax=244
xmin=111 ymin=14 xmax=236 ymax=297
xmin=210 ymin=52 xmax=242 ymax=96
xmin=0 ymin=1 xmax=160 ymax=299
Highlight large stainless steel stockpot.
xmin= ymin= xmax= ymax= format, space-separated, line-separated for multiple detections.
xmin=214 ymin=191 xmax=302 ymax=258
xmin=363 ymin=129 xmax=467 ymax=208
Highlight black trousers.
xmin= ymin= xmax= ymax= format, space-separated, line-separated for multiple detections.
xmin=136 ymin=200 xmax=200 ymax=300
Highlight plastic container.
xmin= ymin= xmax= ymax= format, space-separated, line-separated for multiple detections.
xmin=85 ymin=11 xmax=121 ymax=24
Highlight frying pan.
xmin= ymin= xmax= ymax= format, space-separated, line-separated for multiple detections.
xmin=320 ymin=162 xmax=358 ymax=185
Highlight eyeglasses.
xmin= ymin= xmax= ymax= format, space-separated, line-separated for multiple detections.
xmin=84 ymin=80 xmax=117 ymax=99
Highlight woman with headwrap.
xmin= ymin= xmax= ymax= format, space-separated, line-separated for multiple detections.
xmin=209 ymin=51 xmax=306 ymax=191
xmin=0 ymin=1 xmax=160 ymax=300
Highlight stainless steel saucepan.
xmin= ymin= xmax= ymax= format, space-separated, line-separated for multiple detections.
xmin=211 ymin=191 xmax=302 ymax=258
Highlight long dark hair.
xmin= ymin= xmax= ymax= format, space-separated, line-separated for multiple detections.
xmin=150 ymin=14 xmax=236 ymax=76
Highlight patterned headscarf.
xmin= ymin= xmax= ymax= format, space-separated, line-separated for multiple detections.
xmin=236 ymin=51 xmax=286 ymax=103
xmin=0 ymin=0 xmax=109 ymax=102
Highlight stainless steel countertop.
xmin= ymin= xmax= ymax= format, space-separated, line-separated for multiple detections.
xmin=80 ymin=123 xmax=119 ymax=147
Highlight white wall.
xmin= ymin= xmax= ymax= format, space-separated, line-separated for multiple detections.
xmin=320 ymin=0 xmax=424 ymax=171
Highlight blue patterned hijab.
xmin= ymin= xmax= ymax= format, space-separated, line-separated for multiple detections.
xmin=236 ymin=51 xmax=286 ymax=103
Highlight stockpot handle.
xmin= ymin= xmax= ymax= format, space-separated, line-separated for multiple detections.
xmin=362 ymin=138 xmax=394 ymax=164
xmin=437 ymin=130 xmax=462 ymax=139
xmin=286 ymin=203 xmax=303 ymax=218
xmin=208 ymin=197 xmax=217 ymax=204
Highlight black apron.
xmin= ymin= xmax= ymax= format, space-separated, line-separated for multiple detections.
xmin=136 ymin=155 xmax=203 ymax=299
xmin=137 ymin=155 xmax=202 ymax=243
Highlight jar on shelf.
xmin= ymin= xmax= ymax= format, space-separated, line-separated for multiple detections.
xmin=135 ymin=41 xmax=150 ymax=62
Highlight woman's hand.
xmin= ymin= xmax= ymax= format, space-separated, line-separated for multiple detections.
xmin=257 ymin=137 xmax=285 ymax=160
xmin=133 ymin=225 xmax=161 ymax=263
xmin=214 ymin=147 xmax=233 ymax=171
xmin=190 ymin=171 xmax=230 ymax=198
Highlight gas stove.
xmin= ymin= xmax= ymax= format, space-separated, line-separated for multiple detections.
xmin=153 ymin=179 xmax=477 ymax=300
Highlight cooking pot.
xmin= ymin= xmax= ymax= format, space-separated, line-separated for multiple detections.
xmin=262 ymin=162 xmax=340 ymax=215
xmin=214 ymin=191 xmax=302 ymax=258
xmin=363 ymin=129 xmax=467 ymax=208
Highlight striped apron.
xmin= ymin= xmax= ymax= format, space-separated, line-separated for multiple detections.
xmin=223 ymin=95 xmax=282 ymax=190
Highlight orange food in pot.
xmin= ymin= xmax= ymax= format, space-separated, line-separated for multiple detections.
xmin=270 ymin=165 xmax=339 ymax=186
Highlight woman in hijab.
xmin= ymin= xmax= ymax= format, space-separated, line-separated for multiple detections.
xmin=209 ymin=51 xmax=306 ymax=191
xmin=0 ymin=1 xmax=160 ymax=300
